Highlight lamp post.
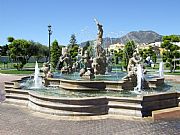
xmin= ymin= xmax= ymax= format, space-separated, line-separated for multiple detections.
xmin=48 ymin=25 xmax=52 ymax=63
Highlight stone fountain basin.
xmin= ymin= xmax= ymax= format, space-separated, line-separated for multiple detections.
xmin=44 ymin=77 xmax=165 ymax=91
xmin=4 ymin=77 xmax=180 ymax=117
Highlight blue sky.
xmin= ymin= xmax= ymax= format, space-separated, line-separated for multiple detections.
xmin=0 ymin=0 xmax=180 ymax=46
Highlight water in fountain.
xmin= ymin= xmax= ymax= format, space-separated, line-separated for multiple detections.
xmin=159 ymin=62 xmax=164 ymax=78
xmin=33 ymin=61 xmax=43 ymax=88
xmin=134 ymin=64 xmax=144 ymax=93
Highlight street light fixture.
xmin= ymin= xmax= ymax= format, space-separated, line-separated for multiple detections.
xmin=48 ymin=25 xmax=52 ymax=63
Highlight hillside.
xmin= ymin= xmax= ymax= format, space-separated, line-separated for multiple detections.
xmin=80 ymin=30 xmax=162 ymax=47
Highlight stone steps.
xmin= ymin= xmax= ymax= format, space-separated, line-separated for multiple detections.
xmin=5 ymin=93 xmax=29 ymax=100
xmin=108 ymin=108 xmax=142 ymax=117
xmin=5 ymin=88 xmax=29 ymax=95
xmin=107 ymin=97 xmax=143 ymax=116
xmin=27 ymin=94 xmax=109 ymax=115
xmin=5 ymin=98 xmax=29 ymax=106
xmin=28 ymin=101 xmax=106 ymax=116
xmin=29 ymin=95 xmax=107 ymax=109
xmin=108 ymin=101 xmax=142 ymax=110
xmin=4 ymin=82 xmax=14 ymax=85
xmin=107 ymin=96 xmax=142 ymax=103
xmin=4 ymin=87 xmax=109 ymax=116
xmin=4 ymin=84 xmax=14 ymax=89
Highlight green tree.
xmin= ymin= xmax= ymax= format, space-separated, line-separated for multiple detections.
xmin=114 ymin=49 xmax=123 ymax=64
xmin=139 ymin=46 xmax=157 ymax=65
xmin=0 ymin=44 xmax=9 ymax=56
xmin=161 ymin=35 xmax=180 ymax=72
xmin=68 ymin=34 xmax=79 ymax=62
xmin=69 ymin=34 xmax=77 ymax=45
xmin=29 ymin=41 xmax=48 ymax=62
xmin=50 ymin=40 xmax=61 ymax=69
xmin=163 ymin=35 xmax=180 ymax=42
xmin=7 ymin=37 xmax=15 ymax=43
xmin=122 ymin=41 xmax=136 ymax=69
xmin=152 ymin=53 xmax=157 ymax=63
xmin=8 ymin=39 xmax=41 ymax=70
xmin=82 ymin=41 xmax=90 ymax=55
xmin=8 ymin=39 xmax=31 ymax=70
xmin=27 ymin=40 xmax=39 ymax=61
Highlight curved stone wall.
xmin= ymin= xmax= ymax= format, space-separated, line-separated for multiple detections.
xmin=45 ymin=77 xmax=165 ymax=91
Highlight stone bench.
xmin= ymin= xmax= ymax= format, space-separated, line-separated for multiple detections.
xmin=152 ymin=107 xmax=180 ymax=120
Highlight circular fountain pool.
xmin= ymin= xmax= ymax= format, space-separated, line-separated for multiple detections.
xmin=20 ymin=75 xmax=179 ymax=98
xmin=53 ymin=71 xmax=127 ymax=81
xmin=4 ymin=75 xmax=180 ymax=117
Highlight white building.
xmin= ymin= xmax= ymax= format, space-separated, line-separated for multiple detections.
xmin=108 ymin=43 xmax=124 ymax=52
xmin=148 ymin=42 xmax=162 ymax=47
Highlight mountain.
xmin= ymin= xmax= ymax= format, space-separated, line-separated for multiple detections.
xmin=80 ymin=30 xmax=162 ymax=47
xmin=118 ymin=30 xmax=162 ymax=44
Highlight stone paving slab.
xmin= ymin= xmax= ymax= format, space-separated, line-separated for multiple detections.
xmin=0 ymin=103 xmax=180 ymax=135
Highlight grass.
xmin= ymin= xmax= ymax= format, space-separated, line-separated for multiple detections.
xmin=0 ymin=69 xmax=34 ymax=74
xmin=24 ymin=62 xmax=43 ymax=68
xmin=0 ymin=62 xmax=44 ymax=69
xmin=164 ymin=72 xmax=180 ymax=75
xmin=0 ymin=63 xmax=43 ymax=69
xmin=0 ymin=62 xmax=43 ymax=75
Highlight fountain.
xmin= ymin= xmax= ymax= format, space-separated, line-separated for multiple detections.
xmin=33 ymin=61 xmax=42 ymax=88
xmin=4 ymin=19 xmax=179 ymax=118
xmin=134 ymin=64 xmax=144 ymax=93
xmin=159 ymin=62 xmax=164 ymax=78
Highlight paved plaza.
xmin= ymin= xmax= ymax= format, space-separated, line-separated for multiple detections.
xmin=0 ymin=103 xmax=180 ymax=135
xmin=0 ymin=74 xmax=180 ymax=135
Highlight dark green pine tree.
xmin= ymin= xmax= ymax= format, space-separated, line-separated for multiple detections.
xmin=50 ymin=40 xmax=61 ymax=69
xmin=122 ymin=41 xmax=136 ymax=70
xmin=68 ymin=34 xmax=79 ymax=62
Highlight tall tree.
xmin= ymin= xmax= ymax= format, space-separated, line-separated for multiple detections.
xmin=122 ymin=41 xmax=136 ymax=70
xmin=161 ymin=35 xmax=180 ymax=72
xmin=50 ymin=40 xmax=61 ymax=69
xmin=69 ymin=34 xmax=77 ymax=46
xmin=68 ymin=34 xmax=79 ymax=62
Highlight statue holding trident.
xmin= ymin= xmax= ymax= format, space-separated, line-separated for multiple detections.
xmin=94 ymin=18 xmax=104 ymax=57
xmin=94 ymin=18 xmax=103 ymax=45
xmin=92 ymin=18 xmax=106 ymax=74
